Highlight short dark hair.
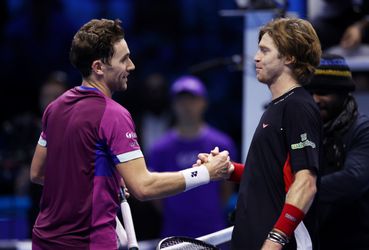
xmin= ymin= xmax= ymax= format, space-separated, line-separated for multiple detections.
xmin=259 ymin=18 xmax=322 ymax=85
xmin=69 ymin=19 xmax=125 ymax=77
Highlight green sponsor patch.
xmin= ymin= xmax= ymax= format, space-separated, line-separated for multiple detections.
xmin=291 ymin=133 xmax=316 ymax=150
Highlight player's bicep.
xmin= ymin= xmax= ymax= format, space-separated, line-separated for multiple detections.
xmin=30 ymin=144 xmax=47 ymax=185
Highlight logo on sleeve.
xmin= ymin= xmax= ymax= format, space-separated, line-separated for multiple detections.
xmin=125 ymin=132 xmax=137 ymax=139
xmin=125 ymin=131 xmax=139 ymax=148
xmin=291 ymin=133 xmax=316 ymax=150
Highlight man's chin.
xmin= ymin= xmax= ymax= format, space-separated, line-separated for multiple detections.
xmin=256 ymin=76 xmax=267 ymax=84
xmin=119 ymin=83 xmax=127 ymax=91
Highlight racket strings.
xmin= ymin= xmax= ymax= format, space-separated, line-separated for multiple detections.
xmin=158 ymin=236 xmax=218 ymax=250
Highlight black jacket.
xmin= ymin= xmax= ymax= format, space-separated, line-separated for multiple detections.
xmin=320 ymin=113 xmax=369 ymax=250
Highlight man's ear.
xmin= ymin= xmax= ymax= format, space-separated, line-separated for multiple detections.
xmin=91 ymin=60 xmax=104 ymax=76
xmin=285 ymin=55 xmax=296 ymax=65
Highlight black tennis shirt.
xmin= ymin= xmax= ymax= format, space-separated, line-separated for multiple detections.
xmin=232 ymin=87 xmax=322 ymax=250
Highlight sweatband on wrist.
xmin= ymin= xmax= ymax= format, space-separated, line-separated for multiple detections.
xmin=229 ymin=162 xmax=244 ymax=183
xmin=181 ymin=165 xmax=210 ymax=192
xmin=274 ymin=203 xmax=305 ymax=238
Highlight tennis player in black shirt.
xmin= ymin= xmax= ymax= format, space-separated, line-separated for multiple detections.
xmin=197 ymin=17 xmax=322 ymax=250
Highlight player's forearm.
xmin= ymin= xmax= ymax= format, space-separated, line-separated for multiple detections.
xmin=120 ymin=151 xmax=229 ymax=201
xmin=266 ymin=170 xmax=317 ymax=246
xmin=30 ymin=144 xmax=47 ymax=186
xmin=134 ymin=164 xmax=213 ymax=200
xmin=285 ymin=169 xmax=317 ymax=213
xmin=117 ymin=158 xmax=203 ymax=201
xmin=132 ymin=171 xmax=186 ymax=201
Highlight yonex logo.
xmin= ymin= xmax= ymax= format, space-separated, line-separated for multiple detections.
xmin=191 ymin=171 xmax=198 ymax=177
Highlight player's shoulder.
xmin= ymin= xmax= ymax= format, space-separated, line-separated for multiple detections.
xmin=282 ymin=89 xmax=321 ymax=125
xmin=288 ymin=87 xmax=313 ymax=102
xmin=285 ymin=88 xmax=317 ymax=110
xmin=42 ymin=90 xmax=70 ymax=117
xmin=104 ymin=98 xmax=131 ymax=117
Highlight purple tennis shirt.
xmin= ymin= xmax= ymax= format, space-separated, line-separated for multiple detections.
xmin=32 ymin=86 xmax=143 ymax=250
xmin=147 ymin=126 xmax=237 ymax=238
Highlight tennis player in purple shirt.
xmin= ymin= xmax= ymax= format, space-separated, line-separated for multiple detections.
xmin=30 ymin=18 xmax=232 ymax=250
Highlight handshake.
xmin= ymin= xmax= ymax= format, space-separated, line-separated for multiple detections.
xmin=193 ymin=147 xmax=235 ymax=181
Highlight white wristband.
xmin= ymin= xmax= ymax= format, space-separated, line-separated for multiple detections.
xmin=180 ymin=165 xmax=210 ymax=192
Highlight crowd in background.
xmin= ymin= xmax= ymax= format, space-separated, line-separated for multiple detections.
xmin=0 ymin=0 xmax=369 ymax=242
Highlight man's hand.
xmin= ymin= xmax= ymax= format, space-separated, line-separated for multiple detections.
xmin=200 ymin=147 xmax=233 ymax=180
xmin=193 ymin=147 xmax=221 ymax=167
xmin=120 ymin=178 xmax=130 ymax=198
xmin=193 ymin=147 xmax=235 ymax=180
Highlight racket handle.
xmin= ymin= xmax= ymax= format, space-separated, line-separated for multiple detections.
xmin=121 ymin=201 xmax=139 ymax=249
xmin=115 ymin=217 xmax=128 ymax=246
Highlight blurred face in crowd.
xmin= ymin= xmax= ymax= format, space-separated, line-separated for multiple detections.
xmin=311 ymin=91 xmax=347 ymax=123
xmin=102 ymin=39 xmax=135 ymax=92
xmin=39 ymin=82 xmax=66 ymax=111
xmin=254 ymin=33 xmax=285 ymax=85
xmin=173 ymin=93 xmax=206 ymax=124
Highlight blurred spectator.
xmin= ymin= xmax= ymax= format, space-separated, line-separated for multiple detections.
xmin=0 ymin=71 xmax=68 ymax=236
xmin=137 ymin=73 xmax=172 ymax=153
xmin=311 ymin=0 xmax=369 ymax=51
xmin=305 ymin=54 xmax=369 ymax=250
xmin=38 ymin=71 xmax=69 ymax=112
xmin=147 ymin=75 xmax=238 ymax=238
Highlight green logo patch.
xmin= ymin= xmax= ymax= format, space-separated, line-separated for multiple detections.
xmin=291 ymin=133 xmax=316 ymax=150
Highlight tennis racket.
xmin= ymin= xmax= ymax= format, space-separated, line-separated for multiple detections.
xmin=120 ymin=187 xmax=139 ymax=250
xmin=157 ymin=236 xmax=218 ymax=250
xmin=157 ymin=226 xmax=234 ymax=250
xmin=116 ymin=216 xmax=128 ymax=246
